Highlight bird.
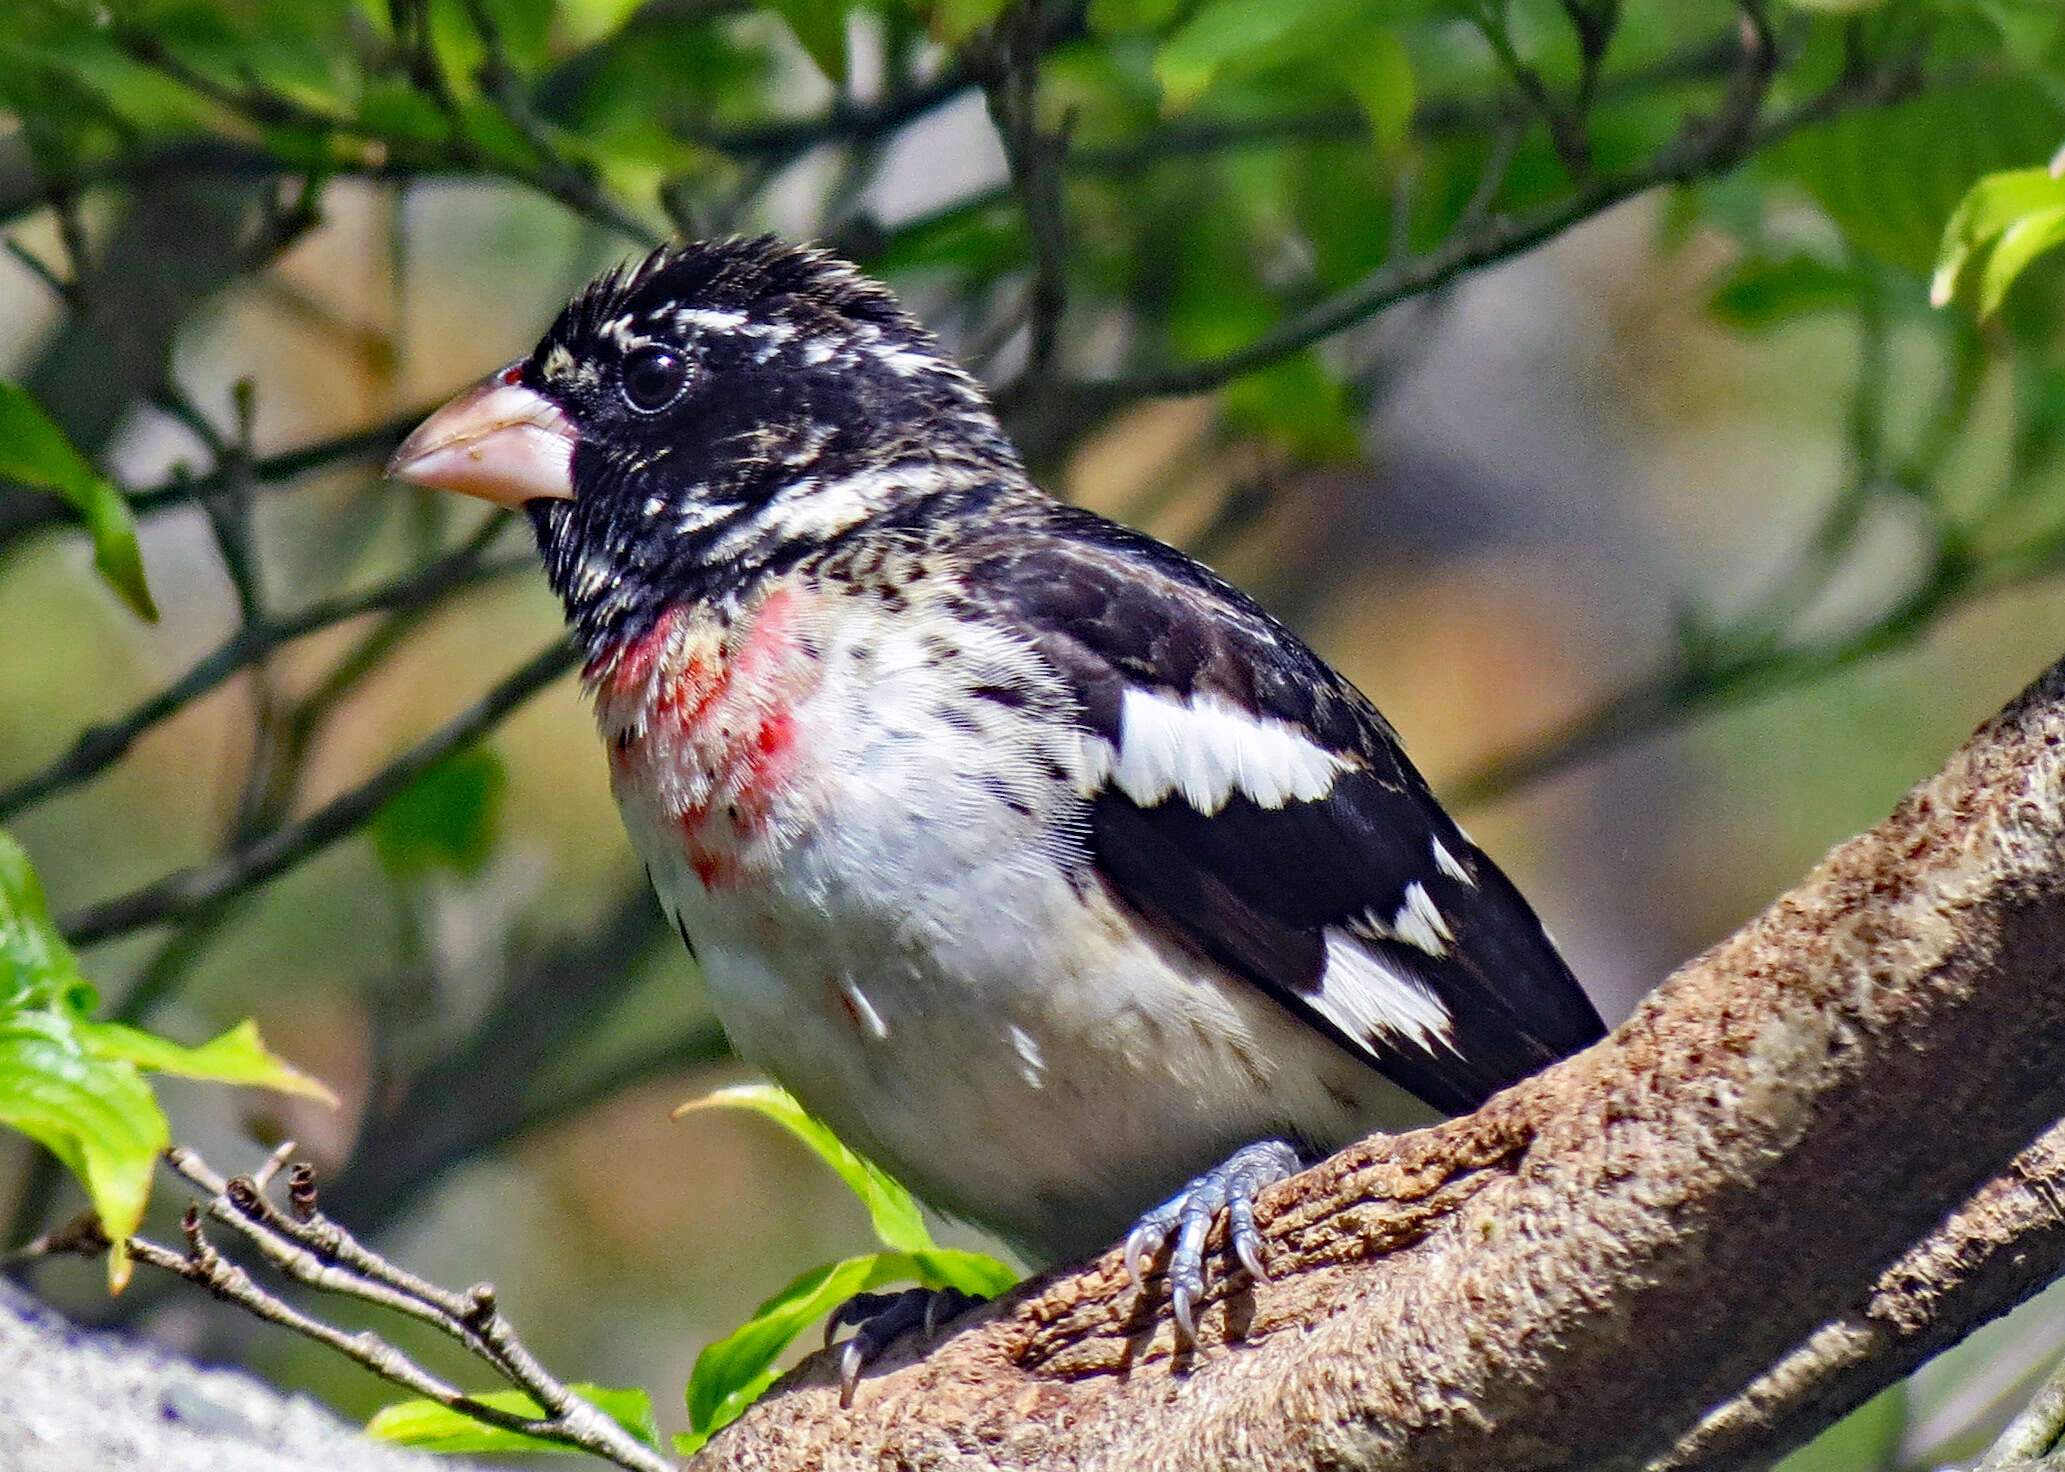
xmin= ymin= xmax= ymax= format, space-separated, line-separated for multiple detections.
xmin=387 ymin=235 xmax=1606 ymax=1380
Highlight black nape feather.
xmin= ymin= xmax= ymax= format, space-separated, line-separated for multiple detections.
xmin=520 ymin=236 xmax=1025 ymax=658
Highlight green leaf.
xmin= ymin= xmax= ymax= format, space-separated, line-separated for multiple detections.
xmin=366 ymin=1385 xmax=657 ymax=1455
xmin=1774 ymin=1384 xmax=1905 ymax=1472
xmin=1708 ymin=253 xmax=1868 ymax=329
xmin=0 ymin=382 xmax=156 ymax=620
xmin=1221 ymin=352 xmax=1360 ymax=462
xmin=1780 ymin=77 xmax=2065 ymax=278
xmin=919 ymin=0 xmax=1010 ymax=44
xmin=0 ymin=1005 xmax=165 ymax=1291
xmin=75 ymin=1019 xmax=337 ymax=1104
xmin=0 ymin=831 xmax=334 ymax=1289
xmin=769 ymin=0 xmax=849 ymax=85
xmin=676 ymin=1083 xmax=929 ymax=1251
xmin=671 ymin=1085 xmax=1015 ymax=1445
xmin=907 ymin=1247 xmax=1021 ymax=1298
xmin=1931 ymin=166 xmax=2065 ymax=311
xmin=0 ymin=831 xmax=79 ymax=1013
xmin=1155 ymin=0 xmax=1346 ymax=110
xmin=1086 ymin=0 xmax=1185 ymax=32
xmin=371 ymin=748 xmax=506 ymax=879
xmin=1980 ymin=204 xmax=2065 ymax=316
xmin=1334 ymin=28 xmax=1413 ymax=157
xmin=680 ymin=1253 xmax=912 ymax=1452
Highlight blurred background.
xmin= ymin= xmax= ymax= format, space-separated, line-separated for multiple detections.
xmin=3 ymin=0 xmax=2065 ymax=1464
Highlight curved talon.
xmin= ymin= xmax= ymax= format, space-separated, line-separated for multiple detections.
xmin=1123 ymin=1219 xmax=1165 ymax=1293
xmin=825 ymin=1285 xmax=986 ymax=1408
xmin=1230 ymin=1193 xmax=1268 ymax=1283
xmin=838 ymin=1337 xmax=867 ymax=1409
xmin=1120 ymin=1139 xmax=1303 ymax=1343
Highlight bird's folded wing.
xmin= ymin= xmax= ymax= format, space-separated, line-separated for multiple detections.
xmin=961 ymin=509 xmax=1605 ymax=1115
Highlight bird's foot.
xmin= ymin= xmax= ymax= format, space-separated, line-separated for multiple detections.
xmin=1123 ymin=1139 xmax=1303 ymax=1343
xmin=824 ymin=1286 xmax=984 ymax=1407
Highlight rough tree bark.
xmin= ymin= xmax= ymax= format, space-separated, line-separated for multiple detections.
xmin=689 ymin=650 xmax=2065 ymax=1472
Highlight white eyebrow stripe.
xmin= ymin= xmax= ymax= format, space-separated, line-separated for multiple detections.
xmin=1104 ymin=688 xmax=1349 ymax=815
xmin=1312 ymin=929 xmax=1454 ymax=1053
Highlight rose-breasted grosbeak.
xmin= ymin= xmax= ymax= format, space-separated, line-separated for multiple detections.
xmin=389 ymin=237 xmax=1604 ymax=1363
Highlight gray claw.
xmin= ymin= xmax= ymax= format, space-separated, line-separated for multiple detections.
xmin=1123 ymin=1218 xmax=1167 ymax=1293
xmin=838 ymin=1338 xmax=866 ymax=1409
xmin=825 ymin=1285 xmax=986 ymax=1408
xmin=1121 ymin=1139 xmax=1302 ymax=1343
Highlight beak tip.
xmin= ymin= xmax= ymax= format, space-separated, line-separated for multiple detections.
xmin=385 ymin=370 xmax=577 ymax=508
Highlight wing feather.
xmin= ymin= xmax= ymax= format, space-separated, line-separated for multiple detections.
xmin=960 ymin=507 xmax=1605 ymax=1114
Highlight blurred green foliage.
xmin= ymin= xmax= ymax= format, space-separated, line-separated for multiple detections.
xmin=0 ymin=832 xmax=330 ymax=1288
xmin=0 ymin=383 xmax=155 ymax=618
xmin=5 ymin=0 xmax=2065 ymax=1464
xmin=372 ymin=747 xmax=508 ymax=879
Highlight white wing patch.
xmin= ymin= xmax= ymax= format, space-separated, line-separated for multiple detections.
xmin=1431 ymin=835 xmax=1474 ymax=886
xmin=1385 ymin=881 xmax=1455 ymax=958
xmin=1099 ymin=688 xmax=1350 ymax=815
xmin=1314 ymin=929 xmax=1454 ymax=1053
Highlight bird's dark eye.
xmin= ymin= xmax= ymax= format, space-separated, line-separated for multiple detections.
xmin=621 ymin=346 xmax=688 ymax=412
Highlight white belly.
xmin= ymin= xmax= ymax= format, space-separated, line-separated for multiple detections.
xmin=608 ymin=592 xmax=1431 ymax=1262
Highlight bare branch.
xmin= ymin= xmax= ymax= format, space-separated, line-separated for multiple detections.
xmin=58 ymin=639 xmax=581 ymax=947
xmin=686 ymin=649 xmax=2065 ymax=1471
xmin=1047 ymin=28 xmax=1904 ymax=410
xmin=0 ymin=408 xmax=434 ymax=552
xmin=105 ymin=18 xmax=658 ymax=246
xmin=86 ymin=1148 xmax=675 ymax=1472
xmin=967 ymin=5 xmax=1073 ymax=378
xmin=0 ymin=520 xmax=528 ymax=823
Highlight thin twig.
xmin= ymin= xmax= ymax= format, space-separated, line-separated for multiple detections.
xmin=3 ymin=236 xmax=76 ymax=303
xmin=64 ymin=1151 xmax=668 ymax=1470
xmin=106 ymin=17 xmax=658 ymax=246
xmin=154 ymin=1147 xmax=670 ymax=1471
xmin=1470 ymin=2 xmax=1592 ymax=177
xmin=1982 ymin=1353 xmax=2065 ymax=1469
xmin=1046 ymin=23 xmax=1908 ymax=410
xmin=0 ymin=522 xmax=526 ymax=823
xmin=58 ymin=638 xmax=581 ymax=947
xmin=969 ymin=5 xmax=1073 ymax=377
xmin=680 ymin=67 xmax=973 ymax=162
xmin=0 ymin=408 xmax=435 ymax=551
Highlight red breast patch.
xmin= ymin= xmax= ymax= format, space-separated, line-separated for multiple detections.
xmin=596 ymin=591 xmax=816 ymax=891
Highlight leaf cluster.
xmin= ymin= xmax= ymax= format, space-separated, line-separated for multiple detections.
xmin=367 ymin=1082 xmax=1015 ymax=1457
xmin=0 ymin=833 xmax=331 ymax=1288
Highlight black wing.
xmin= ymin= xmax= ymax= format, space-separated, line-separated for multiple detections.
xmin=960 ymin=504 xmax=1604 ymax=1115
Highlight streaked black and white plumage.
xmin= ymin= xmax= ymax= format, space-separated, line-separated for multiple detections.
xmin=389 ymin=237 xmax=1605 ymax=1366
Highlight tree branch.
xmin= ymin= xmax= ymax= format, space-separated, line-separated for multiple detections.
xmin=687 ymin=647 xmax=2065 ymax=1471
xmin=0 ymin=522 xmax=528 ymax=823
xmin=1047 ymin=23 xmax=1902 ymax=410
xmin=57 ymin=640 xmax=581 ymax=948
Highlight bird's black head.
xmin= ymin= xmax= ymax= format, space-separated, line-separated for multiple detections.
xmin=389 ymin=236 xmax=1023 ymax=653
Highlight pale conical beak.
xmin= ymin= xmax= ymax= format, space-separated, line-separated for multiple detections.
xmin=386 ymin=367 xmax=578 ymax=508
